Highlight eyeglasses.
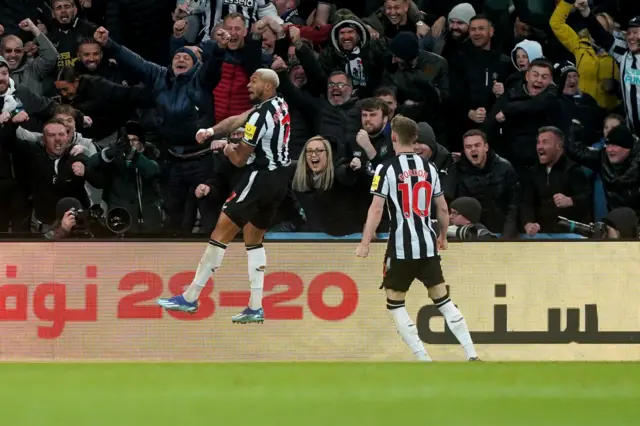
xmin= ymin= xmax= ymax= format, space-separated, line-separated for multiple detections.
xmin=327 ymin=82 xmax=350 ymax=89
xmin=306 ymin=148 xmax=327 ymax=156
xmin=3 ymin=48 xmax=24 ymax=54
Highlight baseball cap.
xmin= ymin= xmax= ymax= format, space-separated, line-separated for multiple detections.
xmin=628 ymin=16 xmax=640 ymax=28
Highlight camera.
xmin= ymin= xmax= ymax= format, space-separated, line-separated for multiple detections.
xmin=69 ymin=206 xmax=103 ymax=226
xmin=447 ymin=225 xmax=480 ymax=241
xmin=557 ymin=216 xmax=607 ymax=239
xmin=70 ymin=206 xmax=132 ymax=236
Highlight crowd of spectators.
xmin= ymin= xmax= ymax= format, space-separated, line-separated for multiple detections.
xmin=1 ymin=0 xmax=640 ymax=239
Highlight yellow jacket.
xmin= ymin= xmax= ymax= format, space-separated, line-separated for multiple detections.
xmin=550 ymin=0 xmax=620 ymax=110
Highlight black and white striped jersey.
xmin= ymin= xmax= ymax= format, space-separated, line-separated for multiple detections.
xmin=609 ymin=38 xmax=640 ymax=133
xmin=203 ymin=0 xmax=277 ymax=39
xmin=242 ymin=96 xmax=291 ymax=171
xmin=371 ymin=153 xmax=442 ymax=260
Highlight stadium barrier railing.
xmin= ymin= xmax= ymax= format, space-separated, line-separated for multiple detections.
xmin=1 ymin=239 xmax=637 ymax=362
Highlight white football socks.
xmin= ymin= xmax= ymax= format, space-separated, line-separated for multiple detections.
xmin=183 ymin=240 xmax=226 ymax=303
xmin=436 ymin=297 xmax=478 ymax=359
xmin=247 ymin=244 xmax=266 ymax=310
xmin=387 ymin=299 xmax=432 ymax=361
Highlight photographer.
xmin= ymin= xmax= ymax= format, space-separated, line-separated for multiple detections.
xmin=44 ymin=197 xmax=82 ymax=240
xmin=447 ymin=197 xmax=497 ymax=241
xmin=559 ymin=207 xmax=639 ymax=239
xmin=90 ymin=122 xmax=162 ymax=234
xmin=603 ymin=208 xmax=639 ymax=239
xmin=5 ymin=118 xmax=101 ymax=233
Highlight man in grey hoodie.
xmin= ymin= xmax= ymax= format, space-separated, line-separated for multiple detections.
xmin=0 ymin=18 xmax=58 ymax=95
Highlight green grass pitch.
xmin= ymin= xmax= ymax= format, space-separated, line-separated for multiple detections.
xmin=2 ymin=362 xmax=639 ymax=426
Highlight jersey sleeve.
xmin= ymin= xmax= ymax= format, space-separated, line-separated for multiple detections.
xmin=430 ymin=163 xmax=443 ymax=197
xmin=370 ymin=164 xmax=389 ymax=198
xmin=242 ymin=109 xmax=267 ymax=147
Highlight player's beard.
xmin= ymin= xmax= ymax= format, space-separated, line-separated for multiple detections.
xmin=251 ymin=88 xmax=265 ymax=103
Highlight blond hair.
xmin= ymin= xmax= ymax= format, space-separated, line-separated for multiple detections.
xmin=292 ymin=136 xmax=334 ymax=192
xmin=391 ymin=115 xmax=418 ymax=146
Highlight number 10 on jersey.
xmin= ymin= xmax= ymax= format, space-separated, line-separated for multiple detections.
xmin=398 ymin=181 xmax=432 ymax=218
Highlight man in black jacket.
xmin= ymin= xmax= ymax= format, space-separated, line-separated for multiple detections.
xmin=47 ymin=0 xmax=97 ymax=71
xmin=521 ymin=126 xmax=592 ymax=236
xmin=484 ymin=58 xmax=562 ymax=176
xmin=553 ymin=60 xmax=603 ymax=146
xmin=444 ymin=129 xmax=521 ymax=237
xmin=9 ymin=118 xmax=101 ymax=232
xmin=73 ymin=37 xmax=129 ymax=85
xmin=566 ymin=123 xmax=640 ymax=216
xmin=448 ymin=14 xmax=512 ymax=150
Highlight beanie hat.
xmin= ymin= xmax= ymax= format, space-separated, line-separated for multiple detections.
xmin=389 ymin=32 xmax=419 ymax=62
xmin=417 ymin=122 xmax=437 ymax=152
xmin=125 ymin=120 xmax=146 ymax=144
xmin=606 ymin=125 xmax=636 ymax=149
xmin=448 ymin=3 xmax=476 ymax=25
xmin=553 ymin=60 xmax=578 ymax=90
xmin=56 ymin=197 xmax=83 ymax=221
xmin=450 ymin=197 xmax=482 ymax=224
xmin=174 ymin=47 xmax=199 ymax=65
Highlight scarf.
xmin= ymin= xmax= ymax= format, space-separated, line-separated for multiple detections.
xmin=344 ymin=47 xmax=366 ymax=87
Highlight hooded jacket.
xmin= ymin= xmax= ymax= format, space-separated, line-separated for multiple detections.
xmin=104 ymin=39 xmax=224 ymax=151
xmin=549 ymin=0 xmax=620 ymax=110
xmin=511 ymin=39 xmax=543 ymax=70
xmin=320 ymin=11 xmax=388 ymax=98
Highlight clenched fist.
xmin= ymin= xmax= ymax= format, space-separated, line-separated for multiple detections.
xmin=195 ymin=184 xmax=211 ymax=198
xmin=72 ymin=162 xmax=85 ymax=177
xmin=19 ymin=19 xmax=39 ymax=35
xmin=350 ymin=157 xmax=361 ymax=170
xmin=356 ymin=129 xmax=371 ymax=148
xmin=289 ymin=25 xmax=301 ymax=44
xmin=173 ymin=20 xmax=187 ymax=38
xmin=11 ymin=111 xmax=29 ymax=124
xmin=94 ymin=27 xmax=109 ymax=46
xmin=210 ymin=139 xmax=228 ymax=151
xmin=271 ymin=55 xmax=287 ymax=72
xmin=196 ymin=128 xmax=214 ymax=144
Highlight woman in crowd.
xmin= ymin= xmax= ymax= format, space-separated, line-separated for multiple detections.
xmin=292 ymin=135 xmax=384 ymax=236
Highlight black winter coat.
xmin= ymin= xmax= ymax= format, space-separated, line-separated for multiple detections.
xmin=566 ymin=137 xmax=640 ymax=216
xmin=444 ymin=150 xmax=521 ymax=237
xmin=56 ymin=75 xmax=151 ymax=141
xmin=520 ymin=154 xmax=592 ymax=232
xmin=484 ymin=83 xmax=562 ymax=172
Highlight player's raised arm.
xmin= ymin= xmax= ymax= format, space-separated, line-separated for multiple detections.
xmin=211 ymin=108 xmax=255 ymax=136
